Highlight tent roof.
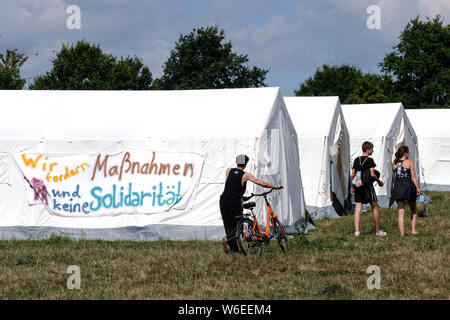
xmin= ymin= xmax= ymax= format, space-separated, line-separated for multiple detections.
xmin=284 ymin=96 xmax=340 ymax=137
xmin=406 ymin=109 xmax=450 ymax=137
xmin=0 ymin=88 xmax=282 ymax=140
xmin=341 ymin=103 xmax=404 ymax=137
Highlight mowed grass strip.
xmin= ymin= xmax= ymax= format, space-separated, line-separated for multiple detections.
xmin=0 ymin=191 xmax=448 ymax=300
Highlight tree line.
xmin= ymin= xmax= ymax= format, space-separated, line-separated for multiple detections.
xmin=1 ymin=16 xmax=448 ymax=109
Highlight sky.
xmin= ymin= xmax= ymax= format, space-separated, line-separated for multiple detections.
xmin=0 ymin=0 xmax=449 ymax=95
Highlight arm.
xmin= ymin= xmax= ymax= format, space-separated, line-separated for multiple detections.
xmin=407 ymin=160 xmax=420 ymax=194
xmin=370 ymin=168 xmax=384 ymax=186
xmin=350 ymin=168 xmax=355 ymax=193
xmin=350 ymin=168 xmax=356 ymax=181
xmin=225 ymin=168 xmax=231 ymax=181
xmin=243 ymin=172 xmax=281 ymax=189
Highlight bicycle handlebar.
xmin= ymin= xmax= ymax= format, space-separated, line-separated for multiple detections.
xmin=250 ymin=186 xmax=283 ymax=198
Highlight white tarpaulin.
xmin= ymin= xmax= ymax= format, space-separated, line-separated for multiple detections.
xmin=0 ymin=88 xmax=305 ymax=240
xmin=406 ymin=109 xmax=450 ymax=191
xmin=285 ymin=97 xmax=350 ymax=219
xmin=342 ymin=103 xmax=419 ymax=207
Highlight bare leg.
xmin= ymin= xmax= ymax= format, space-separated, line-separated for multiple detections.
xmin=397 ymin=200 xmax=405 ymax=237
xmin=354 ymin=202 xmax=362 ymax=233
xmin=409 ymin=201 xmax=419 ymax=235
xmin=371 ymin=201 xmax=381 ymax=233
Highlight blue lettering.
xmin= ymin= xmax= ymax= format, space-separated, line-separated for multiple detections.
xmin=82 ymin=202 xmax=90 ymax=214
xmin=52 ymin=189 xmax=70 ymax=198
xmin=72 ymin=184 xmax=81 ymax=198
xmin=89 ymin=186 xmax=103 ymax=212
xmin=53 ymin=199 xmax=61 ymax=210
xmin=157 ymin=183 xmax=165 ymax=206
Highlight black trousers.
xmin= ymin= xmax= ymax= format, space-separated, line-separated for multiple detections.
xmin=219 ymin=199 xmax=243 ymax=252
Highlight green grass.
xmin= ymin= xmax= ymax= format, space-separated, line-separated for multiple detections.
xmin=0 ymin=191 xmax=448 ymax=300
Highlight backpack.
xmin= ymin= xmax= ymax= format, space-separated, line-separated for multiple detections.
xmin=352 ymin=157 xmax=368 ymax=187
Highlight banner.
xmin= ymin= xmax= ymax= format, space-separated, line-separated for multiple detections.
xmin=14 ymin=150 xmax=205 ymax=217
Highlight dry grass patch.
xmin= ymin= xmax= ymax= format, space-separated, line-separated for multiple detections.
xmin=0 ymin=191 xmax=448 ymax=300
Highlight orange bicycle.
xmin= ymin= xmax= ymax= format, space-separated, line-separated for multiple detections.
xmin=235 ymin=187 xmax=290 ymax=255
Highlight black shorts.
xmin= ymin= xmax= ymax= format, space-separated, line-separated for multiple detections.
xmin=354 ymin=184 xmax=377 ymax=204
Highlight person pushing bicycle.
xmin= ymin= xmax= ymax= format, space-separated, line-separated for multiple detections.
xmin=219 ymin=154 xmax=282 ymax=254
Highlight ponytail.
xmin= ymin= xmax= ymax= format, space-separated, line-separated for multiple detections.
xmin=394 ymin=146 xmax=409 ymax=165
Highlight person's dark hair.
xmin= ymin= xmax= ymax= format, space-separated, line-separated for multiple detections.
xmin=362 ymin=141 xmax=374 ymax=152
xmin=394 ymin=146 xmax=409 ymax=165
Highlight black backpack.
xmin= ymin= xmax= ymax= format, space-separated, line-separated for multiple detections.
xmin=362 ymin=168 xmax=380 ymax=186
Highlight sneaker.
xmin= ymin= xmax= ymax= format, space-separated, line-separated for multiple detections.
xmin=354 ymin=231 xmax=360 ymax=237
xmin=376 ymin=230 xmax=387 ymax=237
xmin=222 ymin=237 xmax=230 ymax=254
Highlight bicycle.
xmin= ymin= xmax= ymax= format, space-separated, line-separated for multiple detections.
xmin=235 ymin=187 xmax=290 ymax=255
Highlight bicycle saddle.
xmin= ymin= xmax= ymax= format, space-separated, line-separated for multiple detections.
xmin=243 ymin=202 xmax=256 ymax=209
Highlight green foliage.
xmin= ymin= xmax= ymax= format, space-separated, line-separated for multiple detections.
xmin=294 ymin=64 xmax=363 ymax=102
xmin=295 ymin=64 xmax=394 ymax=104
xmin=379 ymin=15 xmax=450 ymax=108
xmin=30 ymin=40 xmax=152 ymax=90
xmin=152 ymin=26 xmax=268 ymax=90
xmin=41 ymin=233 xmax=76 ymax=245
xmin=0 ymin=49 xmax=28 ymax=89
xmin=16 ymin=254 xmax=38 ymax=266
xmin=346 ymin=74 xmax=394 ymax=104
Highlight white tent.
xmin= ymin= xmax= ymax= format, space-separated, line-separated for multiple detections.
xmin=284 ymin=97 xmax=350 ymax=219
xmin=406 ymin=109 xmax=450 ymax=191
xmin=342 ymin=103 xmax=419 ymax=207
xmin=0 ymin=88 xmax=305 ymax=240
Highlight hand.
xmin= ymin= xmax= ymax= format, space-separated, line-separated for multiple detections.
xmin=350 ymin=186 xmax=354 ymax=194
xmin=416 ymin=188 xmax=421 ymax=195
xmin=378 ymin=181 xmax=384 ymax=187
xmin=275 ymin=184 xmax=283 ymax=189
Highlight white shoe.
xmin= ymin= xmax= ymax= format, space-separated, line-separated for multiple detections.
xmin=354 ymin=231 xmax=360 ymax=237
xmin=376 ymin=230 xmax=387 ymax=237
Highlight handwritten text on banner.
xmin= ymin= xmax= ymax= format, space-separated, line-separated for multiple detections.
xmin=14 ymin=150 xmax=205 ymax=217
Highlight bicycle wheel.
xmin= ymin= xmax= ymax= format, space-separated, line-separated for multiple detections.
xmin=272 ymin=218 xmax=290 ymax=253
xmin=236 ymin=218 xmax=262 ymax=256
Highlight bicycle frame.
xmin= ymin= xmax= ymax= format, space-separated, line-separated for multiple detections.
xmin=244 ymin=189 xmax=286 ymax=241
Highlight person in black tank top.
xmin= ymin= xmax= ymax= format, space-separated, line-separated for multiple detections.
xmin=220 ymin=168 xmax=247 ymax=207
xmin=390 ymin=146 xmax=420 ymax=237
xmin=220 ymin=154 xmax=282 ymax=254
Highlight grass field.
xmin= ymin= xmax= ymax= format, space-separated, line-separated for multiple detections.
xmin=0 ymin=191 xmax=448 ymax=300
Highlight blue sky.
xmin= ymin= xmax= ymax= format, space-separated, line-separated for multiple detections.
xmin=1 ymin=0 xmax=449 ymax=95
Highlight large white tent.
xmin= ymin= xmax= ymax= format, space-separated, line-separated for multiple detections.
xmin=284 ymin=97 xmax=350 ymax=219
xmin=0 ymin=88 xmax=305 ymax=240
xmin=406 ymin=109 xmax=450 ymax=191
xmin=342 ymin=103 xmax=419 ymax=207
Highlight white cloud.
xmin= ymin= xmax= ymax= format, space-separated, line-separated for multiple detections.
xmin=0 ymin=0 xmax=448 ymax=94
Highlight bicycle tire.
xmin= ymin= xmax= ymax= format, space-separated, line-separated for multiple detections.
xmin=236 ymin=218 xmax=262 ymax=256
xmin=272 ymin=218 xmax=290 ymax=253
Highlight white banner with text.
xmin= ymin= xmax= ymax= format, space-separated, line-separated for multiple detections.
xmin=14 ymin=150 xmax=205 ymax=217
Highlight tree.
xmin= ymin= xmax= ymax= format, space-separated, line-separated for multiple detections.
xmin=346 ymin=74 xmax=394 ymax=104
xmin=0 ymin=49 xmax=28 ymax=89
xmin=295 ymin=64 xmax=394 ymax=104
xmin=294 ymin=64 xmax=363 ymax=103
xmin=152 ymin=26 xmax=268 ymax=90
xmin=379 ymin=15 xmax=450 ymax=108
xmin=30 ymin=40 xmax=152 ymax=90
